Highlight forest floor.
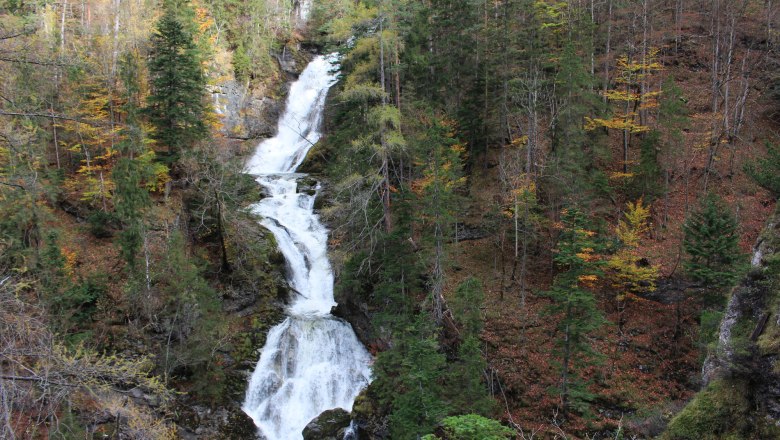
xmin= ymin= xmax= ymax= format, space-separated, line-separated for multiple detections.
xmin=441 ymin=20 xmax=778 ymax=436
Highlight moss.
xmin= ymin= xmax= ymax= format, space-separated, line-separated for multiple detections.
xmin=757 ymin=272 xmax=780 ymax=356
xmin=758 ymin=316 xmax=780 ymax=355
xmin=663 ymin=379 xmax=757 ymax=440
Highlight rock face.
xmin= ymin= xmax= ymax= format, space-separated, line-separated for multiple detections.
xmin=351 ymin=387 xmax=390 ymax=440
xmin=276 ymin=46 xmax=299 ymax=75
xmin=302 ymin=408 xmax=352 ymax=440
xmin=210 ymin=81 xmax=282 ymax=140
xmin=209 ymin=45 xmax=314 ymax=141
xmin=702 ymin=215 xmax=780 ymax=390
xmin=332 ymin=294 xmax=376 ymax=352
xmin=671 ymin=208 xmax=780 ymax=438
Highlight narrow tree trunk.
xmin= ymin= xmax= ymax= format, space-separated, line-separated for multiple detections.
xmin=215 ymin=190 xmax=230 ymax=273
xmin=111 ymin=0 xmax=121 ymax=79
xmin=704 ymin=0 xmax=722 ymax=190
xmin=60 ymin=0 xmax=67 ymax=52
xmin=603 ymin=0 xmax=613 ymax=103
xmin=560 ymin=318 xmax=571 ymax=415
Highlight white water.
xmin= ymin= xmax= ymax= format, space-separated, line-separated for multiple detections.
xmin=242 ymin=54 xmax=372 ymax=440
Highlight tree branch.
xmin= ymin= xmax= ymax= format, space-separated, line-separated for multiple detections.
xmin=0 ymin=110 xmax=113 ymax=127
xmin=0 ymin=57 xmax=71 ymax=67
xmin=0 ymin=180 xmax=26 ymax=191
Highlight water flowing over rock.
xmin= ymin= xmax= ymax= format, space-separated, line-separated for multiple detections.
xmin=242 ymin=54 xmax=372 ymax=440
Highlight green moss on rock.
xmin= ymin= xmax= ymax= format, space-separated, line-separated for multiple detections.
xmin=663 ymin=379 xmax=779 ymax=440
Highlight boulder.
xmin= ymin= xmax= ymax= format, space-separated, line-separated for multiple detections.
xmin=302 ymin=408 xmax=351 ymax=440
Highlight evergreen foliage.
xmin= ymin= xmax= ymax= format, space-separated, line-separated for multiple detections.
xmin=683 ymin=194 xmax=743 ymax=288
xmin=146 ymin=0 xmax=208 ymax=162
xmin=423 ymin=414 xmax=514 ymax=440
xmin=113 ymin=158 xmax=149 ymax=269
xmin=451 ymin=277 xmax=484 ymax=337
xmin=629 ymin=131 xmax=663 ymax=200
xmin=374 ymin=314 xmax=450 ymax=439
xmin=155 ymin=230 xmax=225 ymax=399
xmin=542 ymin=208 xmax=607 ymax=415
xmin=548 ymin=43 xmax=607 ymax=202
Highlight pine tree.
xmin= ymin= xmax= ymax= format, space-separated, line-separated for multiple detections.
xmin=155 ymin=230 xmax=224 ymax=398
xmin=146 ymin=0 xmax=208 ymax=163
xmin=549 ymin=43 xmax=607 ymax=202
xmin=449 ymin=277 xmax=494 ymax=416
xmin=683 ymin=193 xmax=743 ymax=288
xmin=113 ymin=158 xmax=149 ymax=269
xmin=542 ymin=208 xmax=607 ymax=416
xmin=413 ymin=116 xmax=465 ymax=324
xmin=373 ymin=314 xmax=450 ymax=439
xmin=451 ymin=277 xmax=484 ymax=337
xmin=114 ymin=52 xmax=152 ymax=270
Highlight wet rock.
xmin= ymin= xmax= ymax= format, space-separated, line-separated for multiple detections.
xmin=332 ymin=296 xmax=375 ymax=352
xmin=694 ymin=208 xmax=780 ymax=429
xmin=351 ymin=387 xmax=389 ymax=440
xmin=302 ymin=408 xmax=351 ymax=440
xmin=297 ymin=175 xmax=320 ymax=197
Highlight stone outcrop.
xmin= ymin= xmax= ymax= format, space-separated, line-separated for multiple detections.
xmin=210 ymin=81 xmax=282 ymax=141
xmin=302 ymin=408 xmax=352 ymax=440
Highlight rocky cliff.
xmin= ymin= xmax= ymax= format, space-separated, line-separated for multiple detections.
xmin=664 ymin=209 xmax=780 ymax=439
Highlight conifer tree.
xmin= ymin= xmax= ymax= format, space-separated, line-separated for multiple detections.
xmin=146 ymin=0 xmax=208 ymax=163
xmin=683 ymin=193 xmax=743 ymax=288
xmin=114 ymin=52 xmax=151 ymax=270
xmin=413 ymin=116 xmax=465 ymax=324
xmin=373 ymin=314 xmax=450 ymax=439
xmin=549 ymin=43 xmax=606 ymax=202
xmin=542 ymin=208 xmax=607 ymax=416
xmin=449 ymin=277 xmax=494 ymax=416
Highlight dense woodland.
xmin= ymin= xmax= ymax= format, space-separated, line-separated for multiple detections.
xmin=2 ymin=0 xmax=780 ymax=438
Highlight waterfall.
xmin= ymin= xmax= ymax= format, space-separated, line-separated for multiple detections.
xmin=242 ymin=54 xmax=372 ymax=440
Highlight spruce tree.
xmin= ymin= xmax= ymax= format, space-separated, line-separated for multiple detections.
xmin=373 ymin=314 xmax=450 ymax=439
xmin=542 ymin=208 xmax=607 ymax=416
xmin=115 ymin=53 xmax=151 ymax=270
xmin=683 ymin=193 xmax=743 ymax=288
xmin=146 ymin=0 xmax=208 ymax=163
xmin=449 ymin=277 xmax=494 ymax=416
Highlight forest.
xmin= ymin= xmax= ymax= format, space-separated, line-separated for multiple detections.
xmin=1 ymin=0 xmax=780 ymax=438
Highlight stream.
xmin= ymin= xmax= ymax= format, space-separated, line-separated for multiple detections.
xmin=241 ymin=54 xmax=372 ymax=440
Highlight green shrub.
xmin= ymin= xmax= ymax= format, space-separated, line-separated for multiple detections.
xmin=87 ymin=211 xmax=115 ymax=238
xmin=438 ymin=414 xmax=514 ymax=440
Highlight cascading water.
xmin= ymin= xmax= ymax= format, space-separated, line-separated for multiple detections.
xmin=242 ymin=54 xmax=372 ymax=440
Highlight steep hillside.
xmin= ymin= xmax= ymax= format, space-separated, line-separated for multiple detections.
xmin=3 ymin=0 xmax=780 ymax=439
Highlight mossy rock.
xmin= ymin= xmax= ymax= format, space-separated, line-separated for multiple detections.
xmin=302 ymin=408 xmax=351 ymax=440
xmin=217 ymin=408 xmax=261 ymax=439
xmin=662 ymin=379 xmax=779 ymax=440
